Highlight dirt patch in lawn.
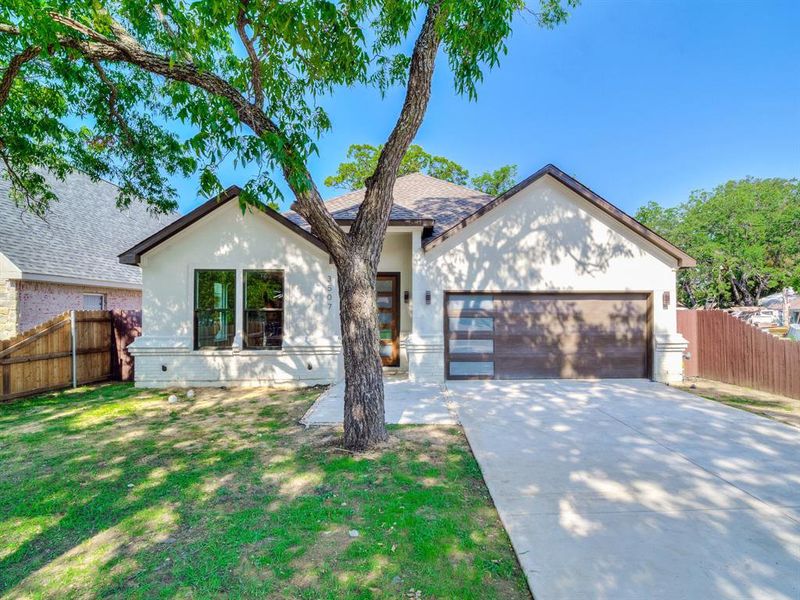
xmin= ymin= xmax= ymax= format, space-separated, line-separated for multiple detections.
xmin=677 ymin=378 xmax=800 ymax=428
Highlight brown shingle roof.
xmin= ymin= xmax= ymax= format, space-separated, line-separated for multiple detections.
xmin=284 ymin=172 xmax=492 ymax=239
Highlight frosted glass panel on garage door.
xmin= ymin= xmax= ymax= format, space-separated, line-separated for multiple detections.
xmin=447 ymin=295 xmax=493 ymax=311
xmin=449 ymin=361 xmax=494 ymax=377
xmin=449 ymin=339 xmax=494 ymax=354
xmin=448 ymin=317 xmax=493 ymax=332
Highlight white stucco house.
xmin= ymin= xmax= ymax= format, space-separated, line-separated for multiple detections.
xmin=119 ymin=164 xmax=695 ymax=387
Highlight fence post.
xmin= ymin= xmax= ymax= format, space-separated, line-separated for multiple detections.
xmin=70 ymin=310 xmax=77 ymax=388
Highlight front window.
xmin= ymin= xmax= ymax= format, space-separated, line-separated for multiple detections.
xmin=244 ymin=270 xmax=284 ymax=349
xmin=194 ymin=270 xmax=236 ymax=349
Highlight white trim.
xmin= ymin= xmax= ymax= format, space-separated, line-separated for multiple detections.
xmin=129 ymin=344 xmax=342 ymax=357
xmin=12 ymin=271 xmax=142 ymax=290
xmin=233 ymin=268 xmax=243 ymax=351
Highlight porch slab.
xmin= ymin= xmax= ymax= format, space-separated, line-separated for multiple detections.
xmin=301 ymin=377 xmax=457 ymax=425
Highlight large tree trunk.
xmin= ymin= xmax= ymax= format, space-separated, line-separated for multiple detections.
xmin=335 ymin=252 xmax=388 ymax=449
xmin=289 ymin=2 xmax=440 ymax=451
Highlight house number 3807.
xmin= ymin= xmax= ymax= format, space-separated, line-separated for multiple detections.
xmin=327 ymin=275 xmax=334 ymax=311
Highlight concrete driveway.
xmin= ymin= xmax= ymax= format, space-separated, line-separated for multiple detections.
xmin=302 ymin=377 xmax=457 ymax=425
xmin=448 ymin=379 xmax=800 ymax=600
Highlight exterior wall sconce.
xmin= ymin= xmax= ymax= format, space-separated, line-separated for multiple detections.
xmin=403 ymin=290 xmax=409 ymax=304
xmin=662 ymin=291 xmax=670 ymax=310
xmin=425 ymin=291 xmax=431 ymax=305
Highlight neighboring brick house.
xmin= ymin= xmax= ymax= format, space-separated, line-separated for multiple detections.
xmin=0 ymin=170 xmax=178 ymax=339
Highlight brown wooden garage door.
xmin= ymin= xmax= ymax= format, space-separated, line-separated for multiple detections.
xmin=445 ymin=292 xmax=651 ymax=380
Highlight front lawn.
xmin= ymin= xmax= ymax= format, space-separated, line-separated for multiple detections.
xmin=0 ymin=384 xmax=529 ymax=599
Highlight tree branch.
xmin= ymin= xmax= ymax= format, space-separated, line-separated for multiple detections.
xmin=0 ymin=23 xmax=20 ymax=36
xmin=153 ymin=4 xmax=178 ymax=38
xmin=47 ymin=13 xmax=265 ymax=132
xmin=1 ymin=20 xmax=123 ymax=62
xmin=0 ymin=141 xmax=47 ymax=217
xmin=0 ymin=43 xmax=45 ymax=212
xmin=236 ymin=1 xmax=264 ymax=108
xmin=45 ymin=10 xmax=347 ymax=257
xmin=49 ymin=12 xmax=112 ymax=43
xmin=0 ymin=45 xmax=40 ymax=107
xmin=350 ymin=2 xmax=442 ymax=255
xmin=90 ymin=58 xmax=135 ymax=146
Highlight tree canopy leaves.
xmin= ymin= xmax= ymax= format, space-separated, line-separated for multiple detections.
xmin=0 ymin=0 xmax=576 ymax=215
xmin=325 ymin=143 xmax=518 ymax=195
xmin=469 ymin=164 xmax=519 ymax=196
xmin=636 ymin=178 xmax=800 ymax=308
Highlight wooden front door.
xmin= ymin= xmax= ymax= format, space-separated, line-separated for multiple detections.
xmin=377 ymin=273 xmax=400 ymax=367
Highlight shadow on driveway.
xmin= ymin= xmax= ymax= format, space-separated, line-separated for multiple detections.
xmin=448 ymin=379 xmax=800 ymax=600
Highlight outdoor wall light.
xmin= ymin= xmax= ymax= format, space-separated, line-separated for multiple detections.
xmin=425 ymin=291 xmax=431 ymax=305
xmin=404 ymin=290 xmax=410 ymax=304
xmin=662 ymin=291 xmax=670 ymax=310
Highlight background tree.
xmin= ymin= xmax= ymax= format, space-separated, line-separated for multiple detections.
xmin=469 ymin=164 xmax=518 ymax=196
xmin=326 ymin=142 xmax=518 ymax=195
xmin=636 ymin=177 xmax=800 ymax=308
xmin=0 ymin=0 xmax=577 ymax=449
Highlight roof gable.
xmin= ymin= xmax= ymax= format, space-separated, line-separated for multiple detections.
xmin=119 ymin=186 xmax=326 ymax=265
xmin=422 ymin=164 xmax=696 ymax=268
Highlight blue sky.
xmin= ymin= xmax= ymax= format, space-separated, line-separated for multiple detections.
xmin=175 ymin=0 xmax=800 ymax=215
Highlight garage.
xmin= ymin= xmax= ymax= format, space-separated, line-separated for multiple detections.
xmin=445 ymin=292 xmax=651 ymax=380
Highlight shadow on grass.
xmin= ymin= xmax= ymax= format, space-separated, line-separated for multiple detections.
xmin=0 ymin=384 xmax=528 ymax=599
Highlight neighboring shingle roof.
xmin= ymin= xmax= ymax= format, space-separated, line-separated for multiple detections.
xmin=284 ymin=172 xmax=492 ymax=238
xmin=0 ymin=170 xmax=179 ymax=287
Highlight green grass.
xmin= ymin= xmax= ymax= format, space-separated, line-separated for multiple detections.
xmin=0 ymin=384 xmax=529 ymax=599
xmin=707 ymin=394 xmax=792 ymax=412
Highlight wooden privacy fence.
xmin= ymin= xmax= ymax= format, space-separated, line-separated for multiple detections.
xmin=678 ymin=310 xmax=800 ymax=400
xmin=0 ymin=310 xmax=141 ymax=402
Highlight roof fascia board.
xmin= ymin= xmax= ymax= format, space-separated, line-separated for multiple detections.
xmin=334 ymin=217 xmax=434 ymax=228
xmin=16 ymin=272 xmax=142 ymax=290
xmin=334 ymin=218 xmax=434 ymax=237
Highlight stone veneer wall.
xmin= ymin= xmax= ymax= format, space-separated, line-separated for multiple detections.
xmin=13 ymin=280 xmax=141 ymax=334
xmin=0 ymin=277 xmax=20 ymax=340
